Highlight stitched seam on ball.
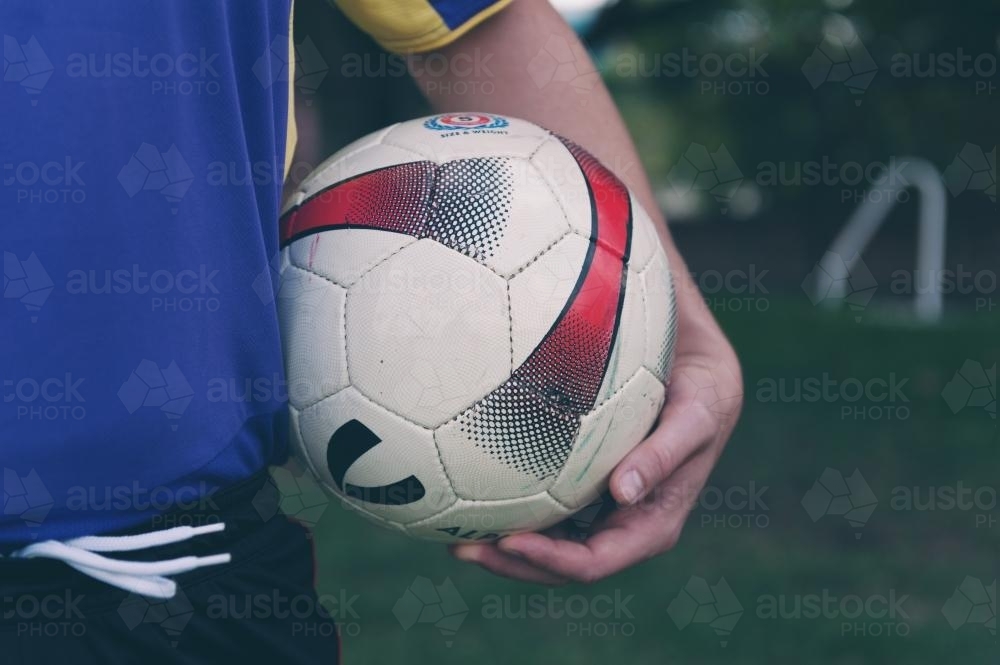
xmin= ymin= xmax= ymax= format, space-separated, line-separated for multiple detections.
xmin=503 ymin=228 xmax=573 ymax=281
xmin=531 ymin=136 xmax=585 ymax=237
xmin=660 ymin=267 xmax=679 ymax=384
xmin=430 ymin=429 xmax=461 ymax=503
xmin=296 ymin=382 xmax=348 ymax=414
xmin=280 ymin=264 xmax=348 ymax=410
xmin=637 ymin=263 xmax=654 ymax=381
xmin=544 ymin=366 xmax=648 ymax=501
xmin=505 ymin=280 xmax=514 ymax=377
xmin=362 ymin=388 xmax=437 ymax=432
xmin=296 ymin=387 xmax=344 ymax=419
xmin=379 ymin=138 xmax=438 ymax=162
xmin=528 ymin=132 xmax=556 ymax=161
xmin=335 ymin=252 xmax=513 ymax=428
xmin=406 ymin=491 xmax=563 ymax=516
xmin=638 ymin=258 xmax=671 ymax=385
xmin=284 ymin=262 xmax=351 ymax=408
xmin=437 ymin=368 xmax=581 ymax=430
xmin=299 ymin=131 xmax=398 ymax=198
xmin=631 ymin=205 xmax=659 ymax=274
xmin=290 ymin=233 xmax=418 ymax=289
xmin=290 ymin=302 xmax=442 ymax=426
xmin=287 ymin=255 xmax=344 ymax=291
xmin=341 ymin=280 xmax=351 ymax=386
xmin=594 ymin=365 xmax=645 ymax=420
xmin=345 ymin=237 xmax=417 ymax=287
xmin=298 ymin=386 xmax=437 ymax=439
xmin=546 ymin=489 xmax=577 ymax=511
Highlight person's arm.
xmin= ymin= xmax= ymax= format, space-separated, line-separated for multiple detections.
xmin=410 ymin=0 xmax=744 ymax=584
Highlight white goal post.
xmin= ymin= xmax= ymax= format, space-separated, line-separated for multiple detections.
xmin=815 ymin=158 xmax=948 ymax=323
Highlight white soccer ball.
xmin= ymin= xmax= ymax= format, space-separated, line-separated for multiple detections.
xmin=279 ymin=113 xmax=677 ymax=542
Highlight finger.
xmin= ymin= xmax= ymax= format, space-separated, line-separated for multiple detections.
xmin=498 ymin=529 xmax=633 ymax=584
xmin=450 ymin=543 xmax=570 ymax=585
xmin=497 ymin=512 xmax=669 ymax=584
xmin=501 ymin=452 xmax=717 ymax=583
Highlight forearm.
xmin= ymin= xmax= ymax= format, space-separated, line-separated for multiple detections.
xmin=410 ymin=0 xmax=717 ymax=340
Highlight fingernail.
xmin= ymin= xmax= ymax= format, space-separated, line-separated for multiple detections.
xmin=618 ymin=470 xmax=644 ymax=505
xmin=451 ymin=545 xmax=479 ymax=563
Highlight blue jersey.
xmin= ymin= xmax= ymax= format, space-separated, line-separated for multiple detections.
xmin=1 ymin=0 xmax=508 ymax=545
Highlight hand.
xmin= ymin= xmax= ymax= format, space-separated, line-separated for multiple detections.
xmin=451 ymin=324 xmax=743 ymax=585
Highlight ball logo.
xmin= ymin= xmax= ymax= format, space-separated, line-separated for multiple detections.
xmin=423 ymin=113 xmax=509 ymax=131
xmin=327 ymin=419 xmax=426 ymax=506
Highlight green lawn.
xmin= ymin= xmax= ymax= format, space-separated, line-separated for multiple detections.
xmin=309 ymin=299 xmax=998 ymax=664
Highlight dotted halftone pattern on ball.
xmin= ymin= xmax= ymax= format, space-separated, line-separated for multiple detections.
xmin=337 ymin=161 xmax=431 ymax=235
xmin=455 ymin=301 xmax=619 ymax=480
xmin=657 ymin=283 xmax=679 ymax=381
xmin=450 ymin=136 xmax=632 ymax=481
xmin=458 ymin=381 xmax=580 ymax=480
xmin=283 ymin=158 xmax=513 ymax=268
xmin=426 ymin=159 xmax=513 ymax=262
xmin=643 ymin=252 xmax=679 ymax=384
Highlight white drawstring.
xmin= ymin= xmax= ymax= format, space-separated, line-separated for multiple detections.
xmin=6 ymin=523 xmax=231 ymax=599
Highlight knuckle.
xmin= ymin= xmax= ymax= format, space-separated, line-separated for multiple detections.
xmin=689 ymin=401 xmax=723 ymax=434
xmin=647 ymin=442 xmax=676 ymax=479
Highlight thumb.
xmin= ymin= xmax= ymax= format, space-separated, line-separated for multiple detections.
xmin=611 ymin=360 xmax=741 ymax=506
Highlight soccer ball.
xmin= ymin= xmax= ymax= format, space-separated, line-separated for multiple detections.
xmin=278 ymin=113 xmax=677 ymax=542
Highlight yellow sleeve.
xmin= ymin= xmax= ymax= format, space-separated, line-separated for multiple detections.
xmin=333 ymin=0 xmax=512 ymax=53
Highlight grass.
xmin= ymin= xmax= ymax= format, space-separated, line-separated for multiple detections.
xmin=309 ymin=299 xmax=998 ymax=664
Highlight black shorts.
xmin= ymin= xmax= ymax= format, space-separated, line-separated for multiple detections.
xmin=0 ymin=471 xmax=340 ymax=665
